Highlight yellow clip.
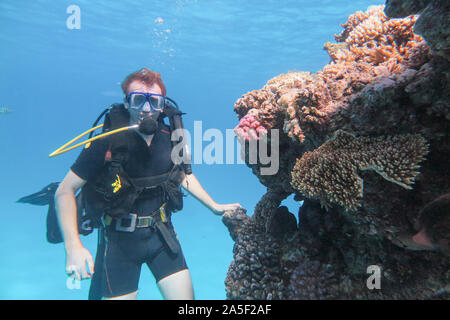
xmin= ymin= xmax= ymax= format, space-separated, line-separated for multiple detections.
xmin=111 ymin=174 xmax=122 ymax=193
xmin=160 ymin=203 xmax=167 ymax=223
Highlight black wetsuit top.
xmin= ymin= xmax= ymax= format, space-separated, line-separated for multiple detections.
xmin=71 ymin=123 xmax=174 ymax=214
xmin=71 ymin=122 xmax=188 ymax=297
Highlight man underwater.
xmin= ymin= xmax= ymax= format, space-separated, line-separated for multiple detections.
xmin=55 ymin=68 xmax=242 ymax=299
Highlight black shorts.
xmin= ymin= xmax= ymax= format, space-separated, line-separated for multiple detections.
xmin=102 ymin=222 xmax=188 ymax=298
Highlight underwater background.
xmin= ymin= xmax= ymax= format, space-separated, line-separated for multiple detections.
xmin=0 ymin=0 xmax=380 ymax=299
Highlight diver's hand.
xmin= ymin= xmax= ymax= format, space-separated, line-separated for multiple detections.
xmin=65 ymin=247 xmax=94 ymax=280
xmin=211 ymin=203 xmax=242 ymax=216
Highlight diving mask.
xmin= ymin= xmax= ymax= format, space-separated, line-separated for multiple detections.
xmin=126 ymin=92 xmax=165 ymax=112
xmin=126 ymin=92 xmax=164 ymax=136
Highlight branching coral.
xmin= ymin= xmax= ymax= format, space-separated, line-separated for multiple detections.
xmin=331 ymin=5 xmax=424 ymax=70
xmin=290 ymin=130 xmax=429 ymax=211
xmin=320 ymin=5 xmax=430 ymax=105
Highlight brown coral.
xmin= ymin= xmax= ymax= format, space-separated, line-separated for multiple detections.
xmin=320 ymin=5 xmax=429 ymax=105
xmin=223 ymin=207 xmax=289 ymax=300
xmin=290 ymin=131 xmax=429 ymax=211
xmin=236 ymin=71 xmax=332 ymax=146
xmin=330 ymin=5 xmax=424 ymax=69
xmin=287 ymin=256 xmax=336 ymax=300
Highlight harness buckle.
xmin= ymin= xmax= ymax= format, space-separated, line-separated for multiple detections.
xmin=115 ymin=213 xmax=137 ymax=232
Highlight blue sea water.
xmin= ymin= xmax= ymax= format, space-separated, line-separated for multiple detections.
xmin=0 ymin=0 xmax=381 ymax=300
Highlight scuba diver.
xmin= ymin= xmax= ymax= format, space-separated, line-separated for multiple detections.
xmin=44 ymin=68 xmax=241 ymax=299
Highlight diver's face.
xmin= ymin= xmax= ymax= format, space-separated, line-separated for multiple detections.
xmin=125 ymin=81 xmax=163 ymax=126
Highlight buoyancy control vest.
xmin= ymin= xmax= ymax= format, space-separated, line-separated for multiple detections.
xmin=81 ymin=101 xmax=191 ymax=230
xmin=18 ymin=99 xmax=191 ymax=244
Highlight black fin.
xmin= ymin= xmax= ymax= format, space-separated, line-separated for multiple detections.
xmin=19 ymin=182 xmax=94 ymax=243
xmin=17 ymin=182 xmax=60 ymax=206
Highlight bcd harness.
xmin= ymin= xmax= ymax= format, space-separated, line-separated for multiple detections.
xmin=78 ymin=101 xmax=191 ymax=254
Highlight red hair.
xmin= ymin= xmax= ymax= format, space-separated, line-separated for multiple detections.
xmin=121 ymin=68 xmax=166 ymax=96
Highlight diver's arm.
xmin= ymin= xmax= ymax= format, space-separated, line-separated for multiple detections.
xmin=181 ymin=173 xmax=242 ymax=215
xmin=55 ymin=170 xmax=94 ymax=279
xmin=55 ymin=170 xmax=86 ymax=251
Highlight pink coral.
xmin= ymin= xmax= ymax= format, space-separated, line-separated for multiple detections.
xmin=234 ymin=113 xmax=268 ymax=141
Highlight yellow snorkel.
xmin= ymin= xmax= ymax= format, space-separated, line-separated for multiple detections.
xmin=49 ymin=124 xmax=138 ymax=158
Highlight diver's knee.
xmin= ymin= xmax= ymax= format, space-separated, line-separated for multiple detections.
xmin=157 ymin=269 xmax=194 ymax=300
xmin=103 ymin=290 xmax=138 ymax=300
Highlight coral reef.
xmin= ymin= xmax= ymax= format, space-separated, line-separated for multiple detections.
xmin=287 ymin=256 xmax=336 ymax=300
xmin=385 ymin=0 xmax=450 ymax=59
xmin=332 ymin=5 xmax=424 ymax=70
xmin=290 ymin=130 xmax=429 ymax=211
xmin=223 ymin=208 xmax=290 ymax=300
xmin=225 ymin=2 xmax=450 ymax=300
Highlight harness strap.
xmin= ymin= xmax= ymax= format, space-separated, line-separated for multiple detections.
xmin=130 ymin=172 xmax=173 ymax=188
xmin=103 ymin=202 xmax=167 ymax=231
xmin=103 ymin=202 xmax=180 ymax=255
xmin=130 ymin=165 xmax=184 ymax=188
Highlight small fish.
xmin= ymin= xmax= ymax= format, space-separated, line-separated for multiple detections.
xmin=154 ymin=17 xmax=164 ymax=25
xmin=0 ymin=107 xmax=13 ymax=115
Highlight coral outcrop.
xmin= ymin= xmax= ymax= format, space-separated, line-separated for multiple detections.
xmin=224 ymin=2 xmax=449 ymax=300
xmin=385 ymin=0 xmax=450 ymax=59
xmin=223 ymin=208 xmax=290 ymax=300
xmin=291 ymin=130 xmax=429 ymax=211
